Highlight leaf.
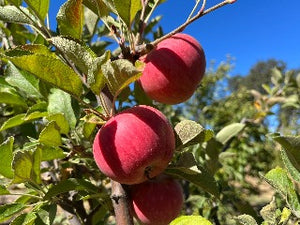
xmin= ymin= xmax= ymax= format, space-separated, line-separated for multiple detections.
xmin=5 ymin=61 xmax=42 ymax=99
xmin=281 ymin=149 xmax=300 ymax=183
xmin=84 ymin=6 xmax=99 ymax=34
xmin=0 ymin=87 xmax=27 ymax=107
xmin=113 ymin=0 xmax=142 ymax=27
xmin=48 ymin=88 xmax=77 ymax=130
xmin=216 ymin=123 xmax=245 ymax=144
xmin=0 ymin=114 xmax=26 ymax=132
xmin=0 ymin=185 xmax=10 ymax=195
xmin=12 ymin=149 xmax=42 ymax=184
xmin=0 ymin=203 xmax=26 ymax=223
xmin=102 ymin=59 xmax=142 ymax=96
xmin=44 ymin=178 xmax=99 ymax=200
xmin=165 ymin=166 xmax=220 ymax=198
xmin=279 ymin=207 xmax=291 ymax=224
xmin=234 ymin=214 xmax=258 ymax=225
xmin=10 ymin=212 xmax=37 ymax=225
xmin=57 ymin=0 xmax=84 ymax=39
xmin=259 ymin=197 xmax=277 ymax=224
xmin=87 ymin=50 xmax=111 ymax=95
xmin=0 ymin=137 xmax=14 ymax=179
xmin=264 ymin=167 xmax=300 ymax=216
xmin=39 ymin=146 xmax=65 ymax=161
xmin=46 ymin=113 xmax=70 ymax=135
xmin=50 ymin=36 xmax=96 ymax=75
xmin=3 ymin=50 xmax=83 ymax=97
xmin=0 ymin=6 xmax=35 ymax=25
xmin=39 ymin=121 xmax=62 ymax=147
xmin=271 ymin=67 xmax=282 ymax=86
xmin=170 ymin=215 xmax=212 ymax=225
xmin=24 ymin=0 xmax=50 ymax=20
xmin=272 ymin=135 xmax=300 ymax=173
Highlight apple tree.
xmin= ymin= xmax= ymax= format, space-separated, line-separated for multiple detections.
xmin=0 ymin=0 xmax=299 ymax=225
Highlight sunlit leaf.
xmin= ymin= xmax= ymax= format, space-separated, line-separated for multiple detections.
xmin=0 ymin=114 xmax=26 ymax=132
xmin=48 ymin=88 xmax=77 ymax=130
xmin=0 ymin=6 xmax=35 ymax=25
xmin=10 ymin=212 xmax=37 ymax=225
xmin=46 ymin=113 xmax=70 ymax=135
xmin=0 ymin=185 xmax=10 ymax=195
xmin=24 ymin=0 xmax=49 ymax=20
xmin=0 ymin=203 xmax=26 ymax=223
xmin=216 ymin=123 xmax=245 ymax=144
xmin=39 ymin=146 xmax=65 ymax=161
xmin=259 ymin=197 xmax=277 ymax=224
xmin=39 ymin=121 xmax=62 ymax=147
xmin=170 ymin=215 xmax=212 ymax=225
xmin=113 ymin=0 xmax=142 ymax=27
xmin=57 ymin=0 xmax=84 ymax=39
xmin=0 ymin=137 xmax=14 ymax=179
xmin=234 ymin=214 xmax=258 ymax=225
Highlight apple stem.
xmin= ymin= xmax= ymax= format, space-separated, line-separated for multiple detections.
xmin=111 ymin=180 xmax=134 ymax=225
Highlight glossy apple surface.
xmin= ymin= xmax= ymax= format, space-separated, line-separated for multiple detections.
xmin=139 ymin=33 xmax=206 ymax=105
xmin=93 ymin=105 xmax=175 ymax=184
xmin=130 ymin=175 xmax=184 ymax=225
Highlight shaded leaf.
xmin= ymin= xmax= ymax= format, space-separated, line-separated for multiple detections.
xmin=10 ymin=212 xmax=37 ymax=225
xmin=281 ymin=149 xmax=300 ymax=183
xmin=0 ymin=137 xmax=14 ymax=179
xmin=216 ymin=123 xmax=245 ymax=144
xmin=39 ymin=121 xmax=62 ymax=147
xmin=0 ymin=185 xmax=10 ymax=195
xmin=113 ymin=0 xmax=142 ymax=27
xmin=57 ymin=0 xmax=84 ymax=39
xmin=165 ymin=166 xmax=220 ymax=198
xmin=0 ymin=6 xmax=35 ymax=25
xmin=12 ymin=149 xmax=42 ymax=184
xmin=50 ymin=36 xmax=96 ymax=75
xmin=102 ymin=59 xmax=142 ymax=96
xmin=87 ymin=50 xmax=111 ymax=95
xmin=39 ymin=146 xmax=65 ymax=161
xmin=44 ymin=178 xmax=99 ymax=200
xmin=234 ymin=214 xmax=258 ymax=225
xmin=5 ymin=61 xmax=42 ymax=99
xmin=48 ymin=88 xmax=77 ymax=130
xmin=3 ymin=50 xmax=83 ymax=97
xmin=0 ymin=203 xmax=26 ymax=223
xmin=24 ymin=0 xmax=50 ymax=20
xmin=170 ymin=215 xmax=212 ymax=225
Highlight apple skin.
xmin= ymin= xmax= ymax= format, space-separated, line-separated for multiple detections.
xmin=93 ymin=105 xmax=175 ymax=185
xmin=139 ymin=33 xmax=206 ymax=105
xmin=130 ymin=175 xmax=184 ymax=225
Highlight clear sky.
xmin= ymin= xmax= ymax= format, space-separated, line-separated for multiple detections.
xmin=49 ymin=0 xmax=300 ymax=76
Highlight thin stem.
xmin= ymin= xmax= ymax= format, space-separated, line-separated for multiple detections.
xmin=144 ymin=0 xmax=160 ymax=24
xmin=186 ymin=0 xmax=202 ymax=21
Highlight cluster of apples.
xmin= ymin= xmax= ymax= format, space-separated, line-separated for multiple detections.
xmin=93 ymin=33 xmax=206 ymax=225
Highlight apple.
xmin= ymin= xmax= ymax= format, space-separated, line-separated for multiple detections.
xmin=139 ymin=33 xmax=206 ymax=105
xmin=130 ymin=175 xmax=184 ymax=225
xmin=93 ymin=105 xmax=175 ymax=185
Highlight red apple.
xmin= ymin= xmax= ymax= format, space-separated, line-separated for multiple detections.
xmin=139 ymin=33 xmax=206 ymax=105
xmin=93 ymin=105 xmax=175 ymax=185
xmin=130 ymin=175 xmax=184 ymax=225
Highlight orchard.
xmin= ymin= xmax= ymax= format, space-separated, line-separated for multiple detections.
xmin=0 ymin=0 xmax=299 ymax=225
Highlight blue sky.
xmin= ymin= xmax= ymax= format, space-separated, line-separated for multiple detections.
xmin=49 ymin=0 xmax=300 ymax=75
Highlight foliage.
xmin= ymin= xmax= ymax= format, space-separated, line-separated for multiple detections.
xmin=0 ymin=0 xmax=299 ymax=225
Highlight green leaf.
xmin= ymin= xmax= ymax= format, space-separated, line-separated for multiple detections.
xmin=0 ymin=137 xmax=14 ymax=179
xmin=10 ymin=212 xmax=37 ymax=225
xmin=5 ymin=61 xmax=42 ymax=99
xmin=0 ymin=185 xmax=10 ymax=195
xmin=39 ymin=121 xmax=62 ymax=147
xmin=12 ymin=149 xmax=42 ymax=184
xmin=83 ymin=0 xmax=112 ymax=17
xmin=165 ymin=166 xmax=220 ymax=198
xmin=24 ymin=0 xmax=50 ymax=20
xmin=264 ymin=167 xmax=300 ymax=216
xmin=48 ymin=88 xmax=77 ymax=130
xmin=46 ymin=113 xmax=70 ymax=135
xmin=279 ymin=207 xmax=291 ymax=224
xmin=57 ymin=0 xmax=84 ymax=39
xmin=0 ymin=6 xmax=35 ymax=25
xmin=216 ymin=123 xmax=245 ymax=144
xmin=259 ymin=197 xmax=277 ymax=224
xmin=0 ymin=114 xmax=26 ymax=132
xmin=234 ymin=214 xmax=258 ymax=225
xmin=87 ymin=50 xmax=111 ymax=95
xmin=0 ymin=203 xmax=26 ymax=223
xmin=281 ymin=149 xmax=300 ymax=183
xmin=102 ymin=59 xmax=142 ymax=96
xmin=0 ymin=84 xmax=27 ymax=107
xmin=113 ymin=0 xmax=142 ymax=27
xmin=272 ymin=135 xmax=300 ymax=173
xmin=3 ymin=48 xmax=83 ymax=97
xmin=44 ymin=178 xmax=99 ymax=200
xmin=170 ymin=215 xmax=212 ymax=225
xmin=49 ymin=36 xmax=96 ymax=75
xmin=39 ymin=146 xmax=65 ymax=161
